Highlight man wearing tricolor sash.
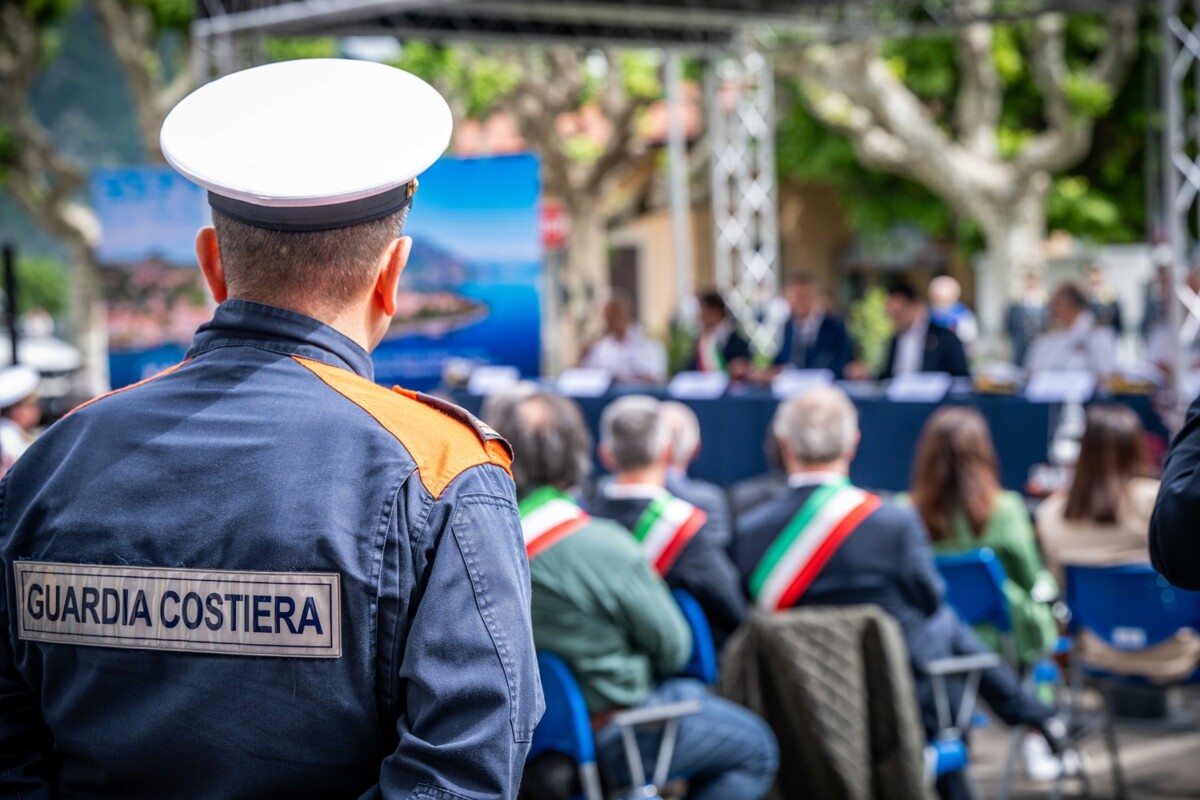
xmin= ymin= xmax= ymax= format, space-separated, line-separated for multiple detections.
xmin=587 ymin=396 xmax=748 ymax=647
xmin=490 ymin=392 xmax=778 ymax=800
xmin=734 ymin=387 xmax=1065 ymax=800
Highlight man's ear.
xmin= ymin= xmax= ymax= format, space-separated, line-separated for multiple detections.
xmin=196 ymin=227 xmax=228 ymax=304
xmin=599 ymin=444 xmax=615 ymax=473
xmin=374 ymin=236 xmax=411 ymax=316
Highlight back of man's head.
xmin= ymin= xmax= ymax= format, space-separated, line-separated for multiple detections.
xmin=660 ymin=401 xmax=701 ymax=469
xmin=212 ymin=207 xmax=407 ymax=317
xmin=487 ymin=391 xmax=592 ymax=498
xmin=773 ymin=386 xmax=858 ymax=466
xmin=600 ymin=395 xmax=670 ymax=473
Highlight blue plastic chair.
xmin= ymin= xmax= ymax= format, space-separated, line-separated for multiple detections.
xmin=936 ymin=548 xmax=1015 ymax=659
xmin=529 ymin=652 xmax=605 ymax=800
xmin=529 ymin=651 xmax=701 ymax=800
xmin=1063 ymin=564 xmax=1200 ymax=800
xmin=671 ymin=589 xmax=718 ymax=685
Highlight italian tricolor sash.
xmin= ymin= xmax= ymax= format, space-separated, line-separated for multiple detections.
xmin=632 ymin=494 xmax=707 ymax=575
xmin=749 ymin=480 xmax=881 ymax=612
xmin=519 ymin=487 xmax=590 ymax=560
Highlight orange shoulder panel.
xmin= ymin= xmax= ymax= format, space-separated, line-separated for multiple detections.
xmin=66 ymin=361 xmax=188 ymax=418
xmin=293 ymin=356 xmax=513 ymax=499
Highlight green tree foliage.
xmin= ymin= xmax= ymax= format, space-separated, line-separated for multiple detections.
xmin=15 ymin=256 xmax=68 ymax=316
xmin=779 ymin=15 xmax=1150 ymax=248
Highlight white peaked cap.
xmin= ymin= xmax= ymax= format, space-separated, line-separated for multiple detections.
xmin=160 ymin=59 xmax=452 ymax=232
xmin=0 ymin=365 xmax=39 ymax=409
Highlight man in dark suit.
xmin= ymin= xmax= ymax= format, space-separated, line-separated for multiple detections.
xmin=880 ymin=280 xmax=971 ymax=380
xmin=587 ymin=395 xmax=747 ymax=648
xmin=734 ymin=386 xmax=1063 ymax=799
xmin=660 ymin=400 xmax=734 ymax=551
xmin=686 ymin=291 xmax=751 ymax=380
xmin=770 ymin=274 xmax=855 ymax=378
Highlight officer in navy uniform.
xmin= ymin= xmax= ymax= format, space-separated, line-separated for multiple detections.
xmin=0 ymin=60 xmax=541 ymax=798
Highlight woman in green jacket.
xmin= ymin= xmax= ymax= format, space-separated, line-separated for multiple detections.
xmin=907 ymin=406 xmax=1059 ymax=666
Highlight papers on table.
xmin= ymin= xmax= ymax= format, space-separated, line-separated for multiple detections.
xmin=885 ymin=372 xmax=953 ymax=402
xmin=556 ymin=368 xmax=613 ymax=397
xmin=1025 ymin=370 xmax=1096 ymax=403
xmin=466 ymin=365 xmax=521 ymax=396
xmin=771 ymin=369 xmax=834 ymax=400
xmin=667 ymin=371 xmax=730 ymax=399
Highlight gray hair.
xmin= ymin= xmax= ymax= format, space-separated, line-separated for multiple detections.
xmin=486 ymin=391 xmax=592 ymax=498
xmin=600 ymin=395 xmax=671 ymax=472
xmin=773 ymin=386 xmax=858 ymax=464
xmin=660 ymin=401 xmax=701 ymax=468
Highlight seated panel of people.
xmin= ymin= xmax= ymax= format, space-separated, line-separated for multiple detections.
xmin=907 ymin=406 xmax=1058 ymax=667
xmin=880 ymin=280 xmax=971 ymax=380
xmin=578 ymin=293 xmax=667 ymax=385
xmin=733 ymin=387 xmax=1062 ymax=800
xmin=768 ymin=273 xmax=855 ymax=379
xmin=685 ymin=291 xmax=751 ymax=380
xmin=587 ymin=396 xmax=748 ymax=648
xmin=489 ymin=391 xmax=777 ymax=799
xmin=1038 ymin=405 xmax=1200 ymax=681
xmin=1024 ymin=281 xmax=1117 ymax=380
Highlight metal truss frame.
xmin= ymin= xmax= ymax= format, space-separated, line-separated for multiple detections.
xmin=1161 ymin=0 xmax=1200 ymax=421
xmin=707 ymin=45 xmax=781 ymax=355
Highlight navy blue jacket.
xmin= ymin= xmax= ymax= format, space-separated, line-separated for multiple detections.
xmin=1153 ymin=393 xmax=1200 ymax=590
xmin=879 ymin=321 xmax=971 ymax=380
xmin=665 ymin=472 xmax=733 ymax=549
xmin=734 ymin=483 xmax=953 ymax=668
xmin=586 ymin=490 xmax=746 ymax=647
xmin=0 ymin=300 xmax=542 ymax=799
xmin=771 ymin=316 xmax=855 ymax=379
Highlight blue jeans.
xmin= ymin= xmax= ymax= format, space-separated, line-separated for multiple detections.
xmin=595 ymin=678 xmax=778 ymax=800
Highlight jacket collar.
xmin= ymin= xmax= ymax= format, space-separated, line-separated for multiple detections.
xmin=187 ymin=299 xmax=375 ymax=380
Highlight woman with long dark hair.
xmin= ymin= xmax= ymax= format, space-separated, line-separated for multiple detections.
xmin=1037 ymin=405 xmax=1200 ymax=680
xmin=910 ymin=406 xmax=1058 ymax=666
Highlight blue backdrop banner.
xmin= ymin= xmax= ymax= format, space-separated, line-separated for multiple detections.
xmin=370 ymin=153 xmax=543 ymax=391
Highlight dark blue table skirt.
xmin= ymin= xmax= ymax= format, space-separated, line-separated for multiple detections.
xmin=447 ymin=388 xmax=1166 ymax=494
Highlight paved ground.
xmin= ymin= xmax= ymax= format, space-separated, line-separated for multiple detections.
xmin=971 ymin=688 xmax=1200 ymax=799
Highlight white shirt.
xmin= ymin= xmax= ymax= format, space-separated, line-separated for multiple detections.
xmin=893 ymin=315 xmax=929 ymax=376
xmin=581 ymin=326 xmax=667 ymax=383
xmin=787 ymin=471 xmax=846 ymax=488
xmin=1025 ymin=312 xmax=1117 ymax=378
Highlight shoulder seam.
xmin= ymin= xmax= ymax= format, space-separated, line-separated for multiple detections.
xmin=66 ymin=361 xmax=189 ymax=418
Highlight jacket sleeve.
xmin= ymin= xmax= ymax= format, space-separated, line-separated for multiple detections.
xmin=879 ymin=336 xmax=897 ymax=381
xmin=896 ymin=509 xmax=944 ymax=617
xmin=611 ymin=540 xmax=693 ymax=678
xmin=0 ymin=482 xmax=54 ymax=799
xmin=667 ymin=521 xmax=748 ymax=645
xmin=834 ymin=320 xmax=855 ymax=379
xmin=1152 ymin=396 xmax=1200 ymax=589
xmin=772 ymin=322 xmax=793 ymax=367
xmin=376 ymin=464 xmax=543 ymax=800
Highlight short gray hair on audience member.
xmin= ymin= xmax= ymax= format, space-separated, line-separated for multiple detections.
xmin=773 ymin=385 xmax=859 ymax=464
xmin=479 ymin=381 xmax=540 ymax=428
xmin=660 ymin=401 xmax=701 ymax=468
xmin=600 ymin=395 xmax=671 ymax=472
xmin=486 ymin=391 xmax=593 ymax=498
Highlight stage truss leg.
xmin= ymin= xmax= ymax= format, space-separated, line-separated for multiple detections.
xmin=707 ymin=45 xmax=781 ymax=357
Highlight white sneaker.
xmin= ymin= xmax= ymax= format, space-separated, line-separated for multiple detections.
xmin=1023 ymin=732 xmax=1063 ymax=782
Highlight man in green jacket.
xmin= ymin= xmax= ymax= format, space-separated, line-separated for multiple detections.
xmin=489 ymin=391 xmax=777 ymax=800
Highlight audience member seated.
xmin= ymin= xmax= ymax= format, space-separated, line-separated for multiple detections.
xmin=766 ymin=273 xmax=855 ymax=379
xmin=578 ymin=293 xmax=667 ymax=385
xmin=728 ymin=430 xmax=789 ymax=522
xmin=0 ymin=365 xmax=41 ymax=478
xmin=1038 ymin=405 xmax=1200 ymax=681
xmin=908 ymin=407 xmax=1058 ymax=666
xmin=1025 ymin=281 xmax=1117 ymax=380
xmin=660 ymin=401 xmax=734 ymax=553
xmin=686 ymin=291 xmax=751 ymax=380
xmin=928 ymin=275 xmax=979 ymax=351
xmin=490 ymin=391 xmax=778 ymax=799
xmin=588 ymin=396 xmax=748 ymax=648
xmin=734 ymin=387 xmax=1063 ymax=800
xmin=880 ymin=280 xmax=971 ymax=380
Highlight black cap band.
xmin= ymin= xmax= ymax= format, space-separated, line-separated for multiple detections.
xmin=208 ymin=181 xmax=415 ymax=232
